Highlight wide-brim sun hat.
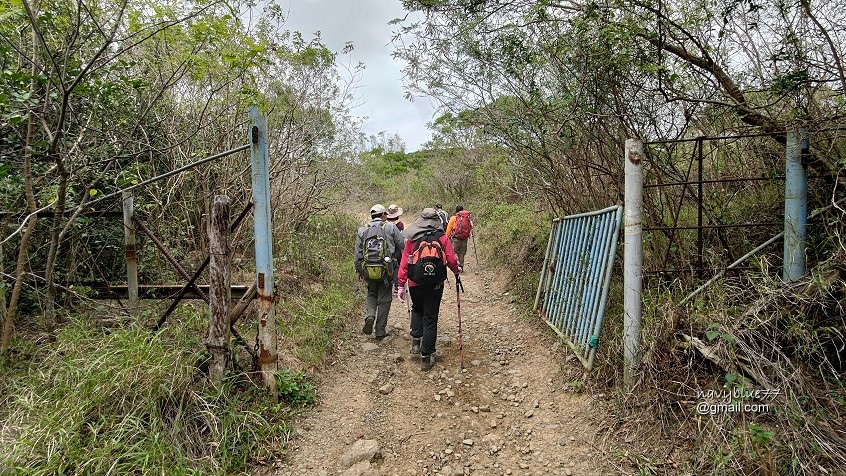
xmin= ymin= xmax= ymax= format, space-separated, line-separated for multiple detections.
xmin=402 ymin=207 xmax=444 ymax=239
xmin=387 ymin=204 xmax=404 ymax=219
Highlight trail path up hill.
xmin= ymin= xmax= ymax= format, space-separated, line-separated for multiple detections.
xmin=271 ymin=264 xmax=618 ymax=476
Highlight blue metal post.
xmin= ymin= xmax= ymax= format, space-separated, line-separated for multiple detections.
xmin=249 ymin=106 xmax=277 ymax=396
xmin=122 ymin=191 xmax=138 ymax=311
xmin=784 ymin=128 xmax=808 ymax=282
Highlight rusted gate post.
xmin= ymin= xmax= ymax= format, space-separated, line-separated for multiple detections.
xmin=624 ymin=139 xmax=644 ymax=390
xmin=207 ymin=196 xmax=231 ymax=384
xmin=122 ymin=190 xmax=138 ymax=311
xmin=249 ymin=106 xmax=277 ymax=399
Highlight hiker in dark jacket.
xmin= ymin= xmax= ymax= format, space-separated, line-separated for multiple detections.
xmin=434 ymin=203 xmax=449 ymax=229
xmin=355 ymin=204 xmax=405 ymax=340
xmin=396 ymin=208 xmax=462 ymax=371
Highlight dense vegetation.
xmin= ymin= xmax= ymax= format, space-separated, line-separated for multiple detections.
xmin=1 ymin=0 xmax=844 ymax=474
xmin=0 ymin=0 xmax=363 ymax=473
xmin=395 ymin=1 xmax=846 ymax=474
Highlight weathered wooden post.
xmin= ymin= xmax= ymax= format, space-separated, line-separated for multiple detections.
xmin=122 ymin=190 xmax=138 ymax=310
xmin=624 ymin=139 xmax=644 ymax=390
xmin=249 ymin=106 xmax=278 ymax=399
xmin=207 ymin=195 xmax=231 ymax=384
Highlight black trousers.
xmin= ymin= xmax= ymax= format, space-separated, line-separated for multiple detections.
xmin=409 ymin=284 xmax=445 ymax=356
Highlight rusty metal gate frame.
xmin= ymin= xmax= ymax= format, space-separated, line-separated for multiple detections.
xmin=534 ymin=205 xmax=623 ymax=370
xmin=641 ymin=134 xmax=787 ymax=279
xmin=47 ymin=120 xmax=265 ymax=332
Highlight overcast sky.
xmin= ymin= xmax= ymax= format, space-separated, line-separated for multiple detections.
xmin=281 ymin=0 xmax=436 ymax=152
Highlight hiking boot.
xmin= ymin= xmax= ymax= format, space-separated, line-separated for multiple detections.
xmin=410 ymin=338 xmax=421 ymax=355
xmin=362 ymin=317 xmax=374 ymax=335
xmin=374 ymin=333 xmax=389 ymax=341
xmin=420 ymin=354 xmax=435 ymax=372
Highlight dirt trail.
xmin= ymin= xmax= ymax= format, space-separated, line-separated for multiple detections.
xmin=271 ymin=265 xmax=618 ymax=476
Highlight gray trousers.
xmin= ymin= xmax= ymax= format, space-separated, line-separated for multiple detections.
xmin=365 ymin=279 xmax=393 ymax=337
xmin=451 ymin=237 xmax=469 ymax=267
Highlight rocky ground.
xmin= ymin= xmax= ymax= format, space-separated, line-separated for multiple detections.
xmin=267 ymin=266 xmax=624 ymax=476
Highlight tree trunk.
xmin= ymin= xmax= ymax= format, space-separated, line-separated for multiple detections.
xmin=2 ymin=24 xmax=39 ymax=356
xmin=2 ymin=215 xmax=36 ymax=355
xmin=43 ymin=167 xmax=68 ymax=332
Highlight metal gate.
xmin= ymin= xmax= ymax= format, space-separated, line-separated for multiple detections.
xmin=534 ymin=205 xmax=623 ymax=370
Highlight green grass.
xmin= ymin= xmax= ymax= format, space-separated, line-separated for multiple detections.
xmin=276 ymin=369 xmax=316 ymax=407
xmin=0 ymin=314 xmax=291 ymax=475
xmin=275 ymin=211 xmax=362 ymax=367
xmin=278 ymin=285 xmax=359 ymax=366
xmin=0 ymin=209 xmax=364 ymax=475
xmin=473 ymin=200 xmax=551 ymax=307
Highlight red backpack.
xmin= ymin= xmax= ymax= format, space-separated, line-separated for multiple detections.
xmin=452 ymin=211 xmax=472 ymax=239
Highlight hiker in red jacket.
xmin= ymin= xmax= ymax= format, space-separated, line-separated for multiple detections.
xmin=396 ymin=208 xmax=462 ymax=371
xmin=444 ymin=205 xmax=473 ymax=268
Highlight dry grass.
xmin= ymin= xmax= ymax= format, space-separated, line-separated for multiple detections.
xmin=601 ymin=248 xmax=846 ymax=475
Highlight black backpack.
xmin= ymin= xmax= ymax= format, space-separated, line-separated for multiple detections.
xmin=361 ymin=223 xmax=392 ymax=281
xmin=408 ymin=231 xmax=447 ymax=286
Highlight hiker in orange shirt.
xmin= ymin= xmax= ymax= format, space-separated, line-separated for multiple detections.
xmin=444 ymin=205 xmax=474 ymax=269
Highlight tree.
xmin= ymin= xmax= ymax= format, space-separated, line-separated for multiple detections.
xmin=0 ymin=0 xmax=364 ymax=356
xmin=394 ymin=0 xmax=846 ymax=214
xmin=0 ymin=0 xmax=254 ymax=340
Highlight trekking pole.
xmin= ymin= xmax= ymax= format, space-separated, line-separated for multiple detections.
xmin=455 ymin=274 xmax=465 ymax=369
xmin=471 ymin=232 xmax=479 ymax=269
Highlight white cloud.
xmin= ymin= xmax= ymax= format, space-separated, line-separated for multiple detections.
xmin=282 ymin=0 xmax=436 ymax=151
